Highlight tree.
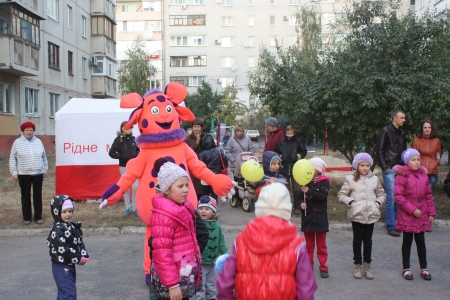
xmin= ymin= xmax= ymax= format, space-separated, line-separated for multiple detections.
xmin=249 ymin=3 xmax=450 ymax=166
xmin=212 ymin=85 xmax=248 ymax=126
xmin=241 ymin=100 xmax=271 ymax=134
xmin=183 ymin=81 xmax=223 ymax=132
xmin=118 ymin=37 xmax=157 ymax=96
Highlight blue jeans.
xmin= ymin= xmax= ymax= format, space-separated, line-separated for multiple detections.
xmin=382 ymin=169 xmax=397 ymax=231
xmin=428 ymin=174 xmax=438 ymax=190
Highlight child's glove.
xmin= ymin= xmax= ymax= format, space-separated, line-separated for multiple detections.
xmin=215 ymin=253 xmax=230 ymax=274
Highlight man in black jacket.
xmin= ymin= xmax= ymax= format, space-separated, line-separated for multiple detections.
xmin=375 ymin=110 xmax=407 ymax=237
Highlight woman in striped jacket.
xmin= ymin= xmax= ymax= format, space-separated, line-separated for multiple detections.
xmin=9 ymin=121 xmax=48 ymax=225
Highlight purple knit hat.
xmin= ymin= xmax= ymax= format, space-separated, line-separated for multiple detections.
xmin=401 ymin=149 xmax=420 ymax=165
xmin=352 ymin=153 xmax=373 ymax=170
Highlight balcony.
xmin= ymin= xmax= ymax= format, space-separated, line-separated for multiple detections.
xmin=170 ymin=55 xmax=207 ymax=67
xmin=92 ymin=76 xmax=117 ymax=98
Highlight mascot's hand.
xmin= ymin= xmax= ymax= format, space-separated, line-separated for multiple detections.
xmin=218 ymin=181 xmax=237 ymax=203
xmin=99 ymin=199 xmax=108 ymax=210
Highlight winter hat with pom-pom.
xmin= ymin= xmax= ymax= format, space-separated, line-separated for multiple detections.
xmin=154 ymin=157 xmax=189 ymax=193
xmin=255 ymin=182 xmax=292 ymax=221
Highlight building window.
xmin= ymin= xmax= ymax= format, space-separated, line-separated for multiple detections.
xmin=47 ymin=0 xmax=59 ymax=21
xmin=248 ymin=57 xmax=255 ymax=68
xmin=248 ymin=36 xmax=255 ymax=47
xmin=170 ymin=76 xmax=188 ymax=86
xmin=121 ymin=4 xmax=136 ymax=12
xmin=270 ymin=0 xmax=276 ymax=4
xmin=11 ymin=8 xmax=41 ymax=46
xmin=49 ymin=92 xmax=60 ymax=118
xmin=169 ymin=15 xmax=206 ymax=26
xmin=25 ymin=88 xmax=39 ymax=115
xmin=289 ymin=0 xmax=301 ymax=4
xmin=248 ymin=16 xmax=254 ymax=27
xmin=248 ymin=0 xmax=254 ymax=5
xmin=123 ymin=21 xmax=127 ymax=31
xmin=221 ymin=77 xmax=235 ymax=88
xmin=173 ymin=58 xmax=186 ymax=67
xmin=145 ymin=20 xmax=162 ymax=31
xmin=222 ymin=17 xmax=233 ymax=26
xmin=289 ymin=15 xmax=297 ymax=26
xmin=221 ymin=37 xmax=234 ymax=47
xmin=270 ymin=36 xmax=276 ymax=47
xmin=92 ymin=16 xmax=116 ymax=40
xmin=270 ymin=16 xmax=276 ymax=26
xmin=189 ymin=56 xmax=206 ymax=66
xmin=67 ymin=5 xmax=72 ymax=29
xmin=0 ymin=83 xmax=13 ymax=113
xmin=171 ymin=36 xmax=188 ymax=46
xmin=82 ymin=16 xmax=86 ymax=37
xmin=221 ymin=57 xmax=234 ymax=68
xmin=188 ymin=0 xmax=206 ymax=4
xmin=68 ymin=51 xmax=73 ymax=75
xmin=189 ymin=76 xmax=205 ymax=86
xmin=150 ymin=80 xmax=162 ymax=90
xmin=221 ymin=0 xmax=233 ymax=6
xmin=48 ymin=42 xmax=60 ymax=70
xmin=191 ymin=36 xmax=206 ymax=46
xmin=82 ymin=57 xmax=87 ymax=79
xmin=92 ymin=56 xmax=117 ymax=78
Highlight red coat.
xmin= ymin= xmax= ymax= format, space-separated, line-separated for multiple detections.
xmin=235 ymin=217 xmax=304 ymax=300
xmin=411 ymin=136 xmax=442 ymax=174
xmin=393 ymin=165 xmax=436 ymax=233
xmin=263 ymin=127 xmax=285 ymax=153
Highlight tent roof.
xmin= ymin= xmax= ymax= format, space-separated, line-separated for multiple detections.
xmin=56 ymin=98 xmax=135 ymax=115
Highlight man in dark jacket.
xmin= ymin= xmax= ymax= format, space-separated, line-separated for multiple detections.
xmin=263 ymin=117 xmax=285 ymax=153
xmin=375 ymin=110 xmax=407 ymax=237
xmin=275 ymin=125 xmax=307 ymax=214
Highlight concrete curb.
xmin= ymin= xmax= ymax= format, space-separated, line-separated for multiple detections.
xmin=2 ymin=220 xmax=450 ymax=237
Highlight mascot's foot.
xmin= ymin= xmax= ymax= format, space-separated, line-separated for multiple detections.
xmin=146 ymin=274 xmax=150 ymax=285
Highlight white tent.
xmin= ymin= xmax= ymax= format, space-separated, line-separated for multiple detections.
xmin=55 ymin=98 xmax=139 ymax=199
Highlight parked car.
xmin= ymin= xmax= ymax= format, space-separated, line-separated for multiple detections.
xmin=246 ymin=130 xmax=260 ymax=141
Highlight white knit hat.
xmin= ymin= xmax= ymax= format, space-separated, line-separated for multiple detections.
xmin=156 ymin=159 xmax=189 ymax=193
xmin=255 ymin=182 xmax=292 ymax=221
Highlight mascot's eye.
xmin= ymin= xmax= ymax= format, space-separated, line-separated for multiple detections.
xmin=151 ymin=106 xmax=160 ymax=114
xmin=166 ymin=105 xmax=173 ymax=113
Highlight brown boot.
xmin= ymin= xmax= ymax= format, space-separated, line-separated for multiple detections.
xmin=354 ymin=264 xmax=362 ymax=279
xmin=364 ymin=262 xmax=373 ymax=280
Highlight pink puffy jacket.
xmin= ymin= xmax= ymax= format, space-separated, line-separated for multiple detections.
xmin=393 ymin=165 xmax=436 ymax=233
xmin=150 ymin=194 xmax=201 ymax=287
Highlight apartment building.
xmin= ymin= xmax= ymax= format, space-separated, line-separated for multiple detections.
xmin=0 ymin=0 xmax=117 ymax=158
xmin=416 ymin=0 xmax=448 ymax=19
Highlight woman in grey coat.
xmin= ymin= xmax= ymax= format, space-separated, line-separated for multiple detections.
xmin=224 ymin=124 xmax=255 ymax=179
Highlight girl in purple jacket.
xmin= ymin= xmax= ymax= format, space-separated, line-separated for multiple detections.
xmin=393 ymin=149 xmax=436 ymax=281
xmin=150 ymin=158 xmax=201 ymax=300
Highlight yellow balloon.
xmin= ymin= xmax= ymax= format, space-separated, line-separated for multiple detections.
xmin=241 ymin=160 xmax=264 ymax=182
xmin=293 ymin=159 xmax=315 ymax=186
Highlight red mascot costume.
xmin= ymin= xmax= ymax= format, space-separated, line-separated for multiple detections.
xmin=99 ymin=83 xmax=234 ymax=283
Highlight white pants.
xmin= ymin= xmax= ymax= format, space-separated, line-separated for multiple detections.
xmin=119 ymin=166 xmax=137 ymax=211
xmin=193 ymin=264 xmax=217 ymax=300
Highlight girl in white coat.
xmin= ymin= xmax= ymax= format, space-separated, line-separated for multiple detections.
xmin=338 ymin=153 xmax=386 ymax=280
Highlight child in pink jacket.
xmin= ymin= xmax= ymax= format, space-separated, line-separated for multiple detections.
xmin=150 ymin=158 xmax=201 ymax=300
xmin=393 ymin=149 xmax=436 ymax=281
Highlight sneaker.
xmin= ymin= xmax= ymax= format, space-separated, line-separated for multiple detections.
xmin=35 ymin=219 xmax=44 ymax=224
xmin=294 ymin=208 xmax=302 ymax=215
xmin=354 ymin=264 xmax=362 ymax=279
xmin=132 ymin=209 xmax=138 ymax=217
xmin=122 ymin=209 xmax=130 ymax=217
xmin=23 ymin=220 xmax=31 ymax=225
xmin=387 ymin=229 xmax=400 ymax=237
xmin=320 ymin=271 xmax=329 ymax=278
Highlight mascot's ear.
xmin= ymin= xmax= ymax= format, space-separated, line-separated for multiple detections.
xmin=120 ymin=93 xmax=143 ymax=108
xmin=176 ymin=106 xmax=195 ymax=122
xmin=165 ymin=82 xmax=187 ymax=105
xmin=122 ymin=108 xmax=142 ymax=130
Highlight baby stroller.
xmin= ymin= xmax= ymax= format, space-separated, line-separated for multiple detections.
xmin=230 ymin=152 xmax=260 ymax=212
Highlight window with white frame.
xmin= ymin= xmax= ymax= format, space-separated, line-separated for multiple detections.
xmin=270 ymin=0 xmax=276 ymax=4
xmin=188 ymin=0 xmax=206 ymax=4
xmin=82 ymin=57 xmax=87 ymax=79
xmin=188 ymin=56 xmax=206 ymax=66
xmin=270 ymin=36 xmax=276 ymax=47
xmin=92 ymin=56 xmax=117 ymax=78
xmin=171 ymin=36 xmax=188 ymax=46
xmin=248 ymin=16 xmax=254 ymax=27
xmin=221 ymin=57 xmax=234 ymax=68
xmin=221 ymin=77 xmax=235 ymax=88
xmin=270 ymin=16 xmax=276 ymax=26
xmin=172 ymin=58 xmax=186 ymax=67
xmin=221 ymin=37 xmax=234 ymax=47
xmin=67 ymin=5 xmax=72 ymax=29
xmin=145 ymin=20 xmax=162 ymax=31
xmin=248 ymin=57 xmax=255 ymax=68
xmin=289 ymin=0 xmax=301 ymax=4
xmin=142 ymin=1 xmax=155 ymax=11
xmin=0 ymin=83 xmax=13 ymax=113
xmin=150 ymin=80 xmax=162 ymax=90
xmin=222 ymin=0 xmax=233 ymax=5
xmin=289 ymin=15 xmax=297 ymax=26
xmin=47 ymin=0 xmax=59 ymax=21
xmin=248 ymin=0 xmax=254 ymax=5
xmin=248 ymin=36 xmax=255 ymax=47
xmin=121 ymin=4 xmax=136 ymax=12
xmin=170 ymin=0 xmax=186 ymax=4
xmin=190 ymin=36 xmax=206 ymax=46
xmin=189 ymin=76 xmax=205 ymax=86
xmin=82 ymin=16 xmax=86 ymax=37
xmin=49 ymin=92 xmax=60 ymax=118
xmin=25 ymin=88 xmax=39 ymax=115
xmin=222 ymin=17 xmax=233 ymax=26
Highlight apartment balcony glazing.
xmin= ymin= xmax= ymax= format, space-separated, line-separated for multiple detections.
xmin=0 ymin=3 xmax=44 ymax=77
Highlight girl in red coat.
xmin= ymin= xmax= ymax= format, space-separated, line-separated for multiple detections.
xmin=393 ymin=149 xmax=436 ymax=281
xmin=216 ymin=183 xmax=317 ymax=300
xmin=150 ymin=158 xmax=201 ymax=300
